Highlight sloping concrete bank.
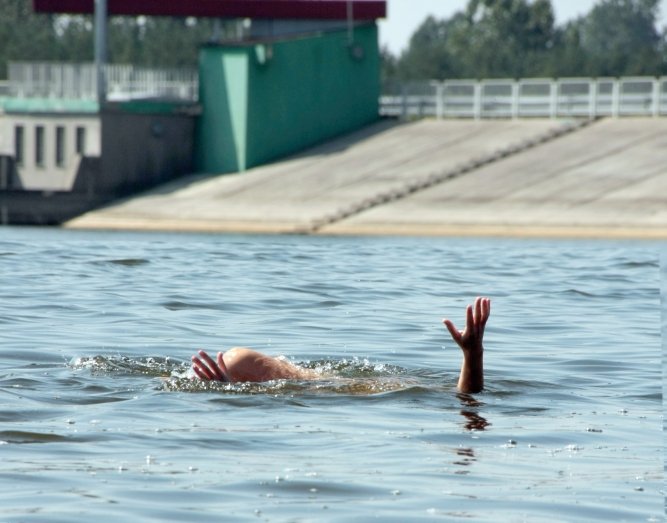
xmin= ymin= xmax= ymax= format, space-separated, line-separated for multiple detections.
xmin=66 ymin=117 xmax=667 ymax=239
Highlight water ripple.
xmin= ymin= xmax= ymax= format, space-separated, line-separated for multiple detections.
xmin=0 ymin=430 xmax=69 ymax=444
xmin=0 ymin=228 xmax=660 ymax=523
xmin=95 ymin=258 xmax=150 ymax=267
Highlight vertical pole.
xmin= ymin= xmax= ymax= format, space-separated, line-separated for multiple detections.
xmin=0 ymin=157 xmax=7 ymax=189
xmin=346 ymin=0 xmax=354 ymax=45
xmin=401 ymin=84 xmax=408 ymax=121
xmin=549 ymin=80 xmax=557 ymax=119
xmin=433 ymin=81 xmax=444 ymax=120
xmin=589 ymin=79 xmax=597 ymax=119
xmin=94 ymin=0 xmax=107 ymax=105
xmin=611 ymin=79 xmax=620 ymax=118
xmin=651 ymin=77 xmax=660 ymax=118
xmin=472 ymin=82 xmax=481 ymax=119
xmin=212 ymin=19 xmax=222 ymax=41
xmin=511 ymin=81 xmax=519 ymax=119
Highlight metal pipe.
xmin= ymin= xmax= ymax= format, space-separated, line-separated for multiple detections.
xmin=94 ymin=0 xmax=107 ymax=104
xmin=347 ymin=0 xmax=354 ymax=45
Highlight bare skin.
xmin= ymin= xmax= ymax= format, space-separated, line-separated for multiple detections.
xmin=443 ymin=297 xmax=490 ymax=394
xmin=191 ymin=347 xmax=315 ymax=383
xmin=192 ymin=297 xmax=490 ymax=393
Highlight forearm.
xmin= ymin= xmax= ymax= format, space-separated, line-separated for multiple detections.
xmin=457 ymin=350 xmax=483 ymax=393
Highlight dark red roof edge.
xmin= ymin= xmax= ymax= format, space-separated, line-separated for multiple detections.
xmin=33 ymin=0 xmax=387 ymax=19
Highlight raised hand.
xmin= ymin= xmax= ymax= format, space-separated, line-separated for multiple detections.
xmin=443 ymin=297 xmax=490 ymax=393
xmin=443 ymin=297 xmax=490 ymax=355
xmin=191 ymin=350 xmax=231 ymax=382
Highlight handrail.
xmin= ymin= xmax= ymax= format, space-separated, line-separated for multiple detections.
xmin=7 ymin=62 xmax=199 ymax=102
xmin=381 ymin=76 xmax=667 ymax=119
xmin=6 ymin=65 xmax=666 ymax=118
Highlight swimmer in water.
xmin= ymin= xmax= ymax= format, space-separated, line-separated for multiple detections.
xmin=192 ymin=297 xmax=490 ymax=393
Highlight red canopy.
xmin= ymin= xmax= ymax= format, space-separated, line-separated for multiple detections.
xmin=33 ymin=0 xmax=386 ymax=19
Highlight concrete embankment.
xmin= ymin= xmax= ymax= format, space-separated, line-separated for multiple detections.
xmin=66 ymin=117 xmax=667 ymax=239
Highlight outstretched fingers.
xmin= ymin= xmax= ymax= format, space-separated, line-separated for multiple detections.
xmin=444 ymin=297 xmax=491 ymax=352
xmin=443 ymin=318 xmax=463 ymax=346
xmin=467 ymin=302 xmax=476 ymax=335
xmin=475 ymin=297 xmax=491 ymax=337
xmin=481 ymin=298 xmax=491 ymax=327
xmin=191 ymin=350 xmax=227 ymax=381
xmin=192 ymin=363 xmax=209 ymax=380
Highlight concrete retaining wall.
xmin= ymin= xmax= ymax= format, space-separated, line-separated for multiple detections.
xmin=66 ymin=117 xmax=667 ymax=239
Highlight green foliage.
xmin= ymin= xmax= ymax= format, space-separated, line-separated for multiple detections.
xmin=0 ymin=0 xmax=58 ymax=77
xmin=0 ymin=2 xmax=240 ymax=78
xmin=2 ymin=0 xmax=665 ymax=82
xmin=385 ymin=0 xmax=666 ymax=85
xmin=574 ymin=0 xmax=664 ymax=75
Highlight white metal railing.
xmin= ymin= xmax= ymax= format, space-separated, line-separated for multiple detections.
xmin=6 ymin=66 xmax=665 ymax=117
xmin=381 ymin=76 xmax=667 ymax=119
xmin=8 ymin=62 xmax=199 ymax=102
xmin=104 ymin=64 xmax=198 ymax=102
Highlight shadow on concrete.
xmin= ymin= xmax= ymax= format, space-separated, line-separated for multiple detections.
xmin=135 ymin=117 xmax=403 ymax=198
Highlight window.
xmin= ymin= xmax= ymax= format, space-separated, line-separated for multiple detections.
xmin=14 ymin=126 xmax=24 ymax=165
xmin=75 ymin=126 xmax=86 ymax=155
xmin=35 ymin=126 xmax=45 ymax=167
xmin=55 ymin=126 xmax=65 ymax=167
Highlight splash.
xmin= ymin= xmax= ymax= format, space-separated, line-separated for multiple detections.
xmin=70 ymin=355 xmax=186 ymax=378
xmin=70 ymin=354 xmax=432 ymax=396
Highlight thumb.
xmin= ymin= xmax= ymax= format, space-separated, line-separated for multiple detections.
xmin=443 ymin=319 xmax=463 ymax=346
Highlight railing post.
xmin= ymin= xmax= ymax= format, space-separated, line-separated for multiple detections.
xmin=433 ymin=81 xmax=444 ymax=120
xmin=401 ymin=84 xmax=408 ymax=121
xmin=652 ymin=77 xmax=660 ymax=117
xmin=611 ymin=79 xmax=620 ymax=118
xmin=589 ymin=78 xmax=597 ymax=119
xmin=473 ymin=81 xmax=482 ymax=120
xmin=511 ymin=80 xmax=519 ymax=119
xmin=549 ymin=79 xmax=557 ymax=118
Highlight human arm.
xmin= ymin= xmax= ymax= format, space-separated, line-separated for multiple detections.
xmin=191 ymin=347 xmax=316 ymax=383
xmin=443 ymin=297 xmax=490 ymax=393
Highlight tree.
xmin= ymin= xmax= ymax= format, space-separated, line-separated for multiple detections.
xmin=573 ymin=0 xmax=664 ymax=75
xmin=394 ymin=15 xmax=462 ymax=81
xmin=0 ymin=3 xmax=243 ymax=79
xmin=379 ymin=45 xmax=398 ymax=91
xmin=0 ymin=0 xmax=58 ymax=78
xmin=392 ymin=0 xmax=558 ymax=80
xmin=383 ymin=0 xmax=666 ymax=82
xmin=53 ymin=16 xmax=94 ymax=62
xmin=449 ymin=0 xmax=558 ymax=78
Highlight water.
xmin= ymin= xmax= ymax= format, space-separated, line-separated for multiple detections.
xmin=0 ymin=227 xmax=662 ymax=522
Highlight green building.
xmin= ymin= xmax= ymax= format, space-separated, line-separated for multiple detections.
xmin=197 ymin=23 xmax=380 ymax=174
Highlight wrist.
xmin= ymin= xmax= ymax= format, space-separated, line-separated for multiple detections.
xmin=462 ymin=345 xmax=483 ymax=358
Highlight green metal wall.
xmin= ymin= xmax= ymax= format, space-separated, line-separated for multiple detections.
xmin=196 ymin=24 xmax=380 ymax=174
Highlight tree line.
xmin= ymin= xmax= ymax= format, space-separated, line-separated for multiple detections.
xmin=384 ymin=0 xmax=666 ymax=88
xmin=0 ymin=0 xmax=238 ymax=78
xmin=1 ymin=0 xmax=665 ymax=84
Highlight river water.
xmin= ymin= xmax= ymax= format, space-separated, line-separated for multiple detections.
xmin=0 ymin=227 xmax=662 ymax=522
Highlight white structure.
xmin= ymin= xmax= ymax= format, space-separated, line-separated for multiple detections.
xmin=2 ymin=62 xmax=197 ymax=191
xmin=8 ymin=62 xmax=199 ymax=102
xmin=0 ymin=112 xmax=100 ymax=190
xmin=381 ymin=77 xmax=667 ymax=119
